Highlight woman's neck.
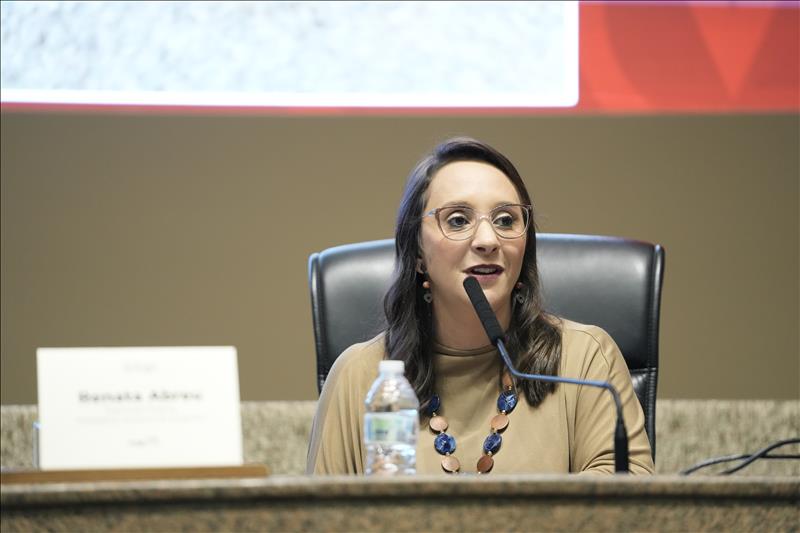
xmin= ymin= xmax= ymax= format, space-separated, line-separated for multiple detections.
xmin=432 ymin=301 xmax=511 ymax=351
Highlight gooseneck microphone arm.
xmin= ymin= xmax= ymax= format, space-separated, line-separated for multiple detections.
xmin=462 ymin=276 xmax=630 ymax=474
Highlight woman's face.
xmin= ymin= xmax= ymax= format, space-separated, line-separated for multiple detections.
xmin=419 ymin=160 xmax=527 ymax=321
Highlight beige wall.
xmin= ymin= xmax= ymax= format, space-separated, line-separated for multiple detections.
xmin=1 ymin=112 xmax=797 ymax=404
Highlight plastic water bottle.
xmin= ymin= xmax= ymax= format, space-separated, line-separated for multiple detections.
xmin=364 ymin=360 xmax=419 ymax=475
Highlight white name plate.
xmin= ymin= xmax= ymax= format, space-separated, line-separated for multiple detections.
xmin=36 ymin=346 xmax=243 ymax=470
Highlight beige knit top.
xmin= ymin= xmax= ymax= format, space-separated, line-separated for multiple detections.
xmin=307 ymin=319 xmax=654 ymax=475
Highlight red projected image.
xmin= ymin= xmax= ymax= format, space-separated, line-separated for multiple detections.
xmin=578 ymin=1 xmax=799 ymax=113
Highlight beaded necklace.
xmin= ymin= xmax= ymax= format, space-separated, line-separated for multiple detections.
xmin=426 ymin=372 xmax=517 ymax=474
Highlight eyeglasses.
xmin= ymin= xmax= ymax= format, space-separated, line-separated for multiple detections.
xmin=423 ymin=204 xmax=532 ymax=241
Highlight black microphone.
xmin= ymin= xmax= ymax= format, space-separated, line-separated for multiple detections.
xmin=463 ymin=276 xmax=630 ymax=474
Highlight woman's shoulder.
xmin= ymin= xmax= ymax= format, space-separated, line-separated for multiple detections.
xmin=325 ymin=333 xmax=387 ymax=386
xmin=555 ymin=318 xmax=622 ymax=371
xmin=558 ymin=318 xmax=614 ymax=345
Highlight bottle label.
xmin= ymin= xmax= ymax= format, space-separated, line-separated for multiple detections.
xmin=364 ymin=411 xmax=418 ymax=445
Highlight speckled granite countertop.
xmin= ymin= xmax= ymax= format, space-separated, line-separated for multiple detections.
xmin=5 ymin=401 xmax=799 ymax=476
xmin=2 ymin=474 xmax=798 ymax=532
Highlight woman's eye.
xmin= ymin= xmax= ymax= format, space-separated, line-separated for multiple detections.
xmin=493 ymin=214 xmax=515 ymax=228
xmin=446 ymin=214 xmax=471 ymax=229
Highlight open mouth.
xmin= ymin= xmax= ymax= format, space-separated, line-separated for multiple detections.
xmin=466 ymin=265 xmax=504 ymax=276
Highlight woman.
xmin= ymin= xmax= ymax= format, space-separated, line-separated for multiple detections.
xmin=307 ymin=137 xmax=654 ymax=475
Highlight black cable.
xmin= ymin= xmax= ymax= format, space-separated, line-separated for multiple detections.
xmin=720 ymin=438 xmax=800 ymax=475
xmin=680 ymin=438 xmax=800 ymax=475
xmin=681 ymin=452 xmax=800 ymax=475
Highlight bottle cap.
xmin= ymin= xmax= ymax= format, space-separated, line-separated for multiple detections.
xmin=379 ymin=360 xmax=404 ymax=374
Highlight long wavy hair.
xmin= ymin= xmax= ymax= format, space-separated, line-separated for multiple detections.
xmin=383 ymin=137 xmax=562 ymax=413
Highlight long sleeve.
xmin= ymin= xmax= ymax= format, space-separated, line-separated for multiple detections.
xmin=563 ymin=324 xmax=655 ymax=474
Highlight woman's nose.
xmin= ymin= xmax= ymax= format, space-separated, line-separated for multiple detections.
xmin=471 ymin=218 xmax=499 ymax=253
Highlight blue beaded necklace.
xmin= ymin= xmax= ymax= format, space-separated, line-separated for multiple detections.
xmin=426 ymin=372 xmax=517 ymax=474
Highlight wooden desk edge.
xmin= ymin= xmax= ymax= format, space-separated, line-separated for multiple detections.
xmin=0 ymin=464 xmax=269 ymax=484
xmin=2 ymin=474 xmax=798 ymax=507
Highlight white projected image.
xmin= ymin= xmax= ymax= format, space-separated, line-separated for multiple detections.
xmin=0 ymin=1 xmax=578 ymax=107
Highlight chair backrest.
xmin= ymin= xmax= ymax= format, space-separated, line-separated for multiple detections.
xmin=308 ymin=234 xmax=664 ymax=458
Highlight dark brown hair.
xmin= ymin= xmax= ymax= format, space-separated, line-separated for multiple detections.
xmin=383 ymin=137 xmax=562 ymax=412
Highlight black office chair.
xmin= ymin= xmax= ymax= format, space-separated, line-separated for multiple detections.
xmin=308 ymin=234 xmax=665 ymax=458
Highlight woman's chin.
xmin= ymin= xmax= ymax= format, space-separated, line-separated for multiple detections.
xmin=484 ymin=289 xmax=513 ymax=314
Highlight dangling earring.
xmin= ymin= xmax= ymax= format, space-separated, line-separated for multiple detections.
xmin=514 ymin=282 xmax=525 ymax=305
xmin=422 ymin=280 xmax=433 ymax=303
